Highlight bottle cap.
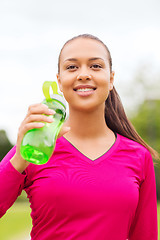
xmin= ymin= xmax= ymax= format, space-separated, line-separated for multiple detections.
xmin=42 ymin=81 xmax=66 ymax=109
xmin=50 ymin=94 xmax=66 ymax=109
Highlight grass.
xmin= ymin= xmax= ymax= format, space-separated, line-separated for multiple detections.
xmin=0 ymin=201 xmax=160 ymax=239
xmin=158 ymin=201 xmax=160 ymax=240
xmin=0 ymin=201 xmax=32 ymax=240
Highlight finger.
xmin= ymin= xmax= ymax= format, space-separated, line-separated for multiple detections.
xmin=17 ymin=122 xmax=45 ymax=146
xmin=27 ymin=103 xmax=55 ymax=116
xmin=24 ymin=114 xmax=54 ymax=124
xmin=18 ymin=122 xmax=45 ymax=139
xmin=57 ymin=126 xmax=71 ymax=139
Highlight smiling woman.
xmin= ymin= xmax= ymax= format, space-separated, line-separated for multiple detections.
xmin=0 ymin=34 xmax=159 ymax=240
xmin=57 ymin=36 xmax=114 ymax=114
xmin=57 ymin=34 xmax=159 ymax=160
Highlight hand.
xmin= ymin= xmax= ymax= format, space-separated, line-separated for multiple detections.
xmin=16 ymin=103 xmax=56 ymax=153
xmin=11 ymin=103 xmax=56 ymax=172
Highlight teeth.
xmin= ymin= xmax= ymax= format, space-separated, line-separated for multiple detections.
xmin=76 ymin=88 xmax=94 ymax=92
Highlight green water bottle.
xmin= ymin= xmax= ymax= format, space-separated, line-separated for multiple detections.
xmin=20 ymin=81 xmax=66 ymax=165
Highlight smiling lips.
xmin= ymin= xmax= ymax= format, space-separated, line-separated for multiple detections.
xmin=76 ymin=88 xmax=95 ymax=92
xmin=73 ymin=85 xmax=96 ymax=96
xmin=73 ymin=85 xmax=96 ymax=92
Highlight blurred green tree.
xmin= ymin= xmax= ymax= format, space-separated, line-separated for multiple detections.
xmin=0 ymin=130 xmax=13 ymax=162
xmin=130 ymin=98 xmax=160 ymax=199
xmin=120 ymin=64 xmax=160 ymax=199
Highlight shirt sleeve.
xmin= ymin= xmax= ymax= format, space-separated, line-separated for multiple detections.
xmin=128 ymin=150 xmax=158 ymax=240
xmin=0 ymin=146 xmax=27 ymax=218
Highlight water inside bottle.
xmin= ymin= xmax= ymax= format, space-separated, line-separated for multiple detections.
xmin=20 ymin=100 xmax=66 ymax=164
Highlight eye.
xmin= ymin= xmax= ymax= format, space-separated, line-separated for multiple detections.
xmin=66 ymin=65 xmax=78 ymax=70
xmin=91 ymin=64 xmax=102 ymax=69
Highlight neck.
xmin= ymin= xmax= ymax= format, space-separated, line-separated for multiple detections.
xmin=65 ymin=105 xmax=111 ymax=140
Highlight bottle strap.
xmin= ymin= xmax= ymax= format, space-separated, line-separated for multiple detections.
xmin=42 ymin=81 xmax=59 ymax=100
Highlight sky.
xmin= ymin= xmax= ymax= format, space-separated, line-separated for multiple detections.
xmin=0 ymin=0 xmax=160 ymax=144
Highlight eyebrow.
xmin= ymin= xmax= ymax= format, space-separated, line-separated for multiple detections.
xmin=63 ymin=57 xmax=105 ymax=62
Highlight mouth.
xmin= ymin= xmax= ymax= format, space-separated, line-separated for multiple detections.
xmin=73 ymin=85 xmax=97 ymax=92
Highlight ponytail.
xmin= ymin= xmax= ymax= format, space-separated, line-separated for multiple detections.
xmin=105 ymin=86 xmax=160 ymax=162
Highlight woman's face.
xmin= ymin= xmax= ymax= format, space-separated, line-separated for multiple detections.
xmin=57 ymin=38 xmax=114 ymax=112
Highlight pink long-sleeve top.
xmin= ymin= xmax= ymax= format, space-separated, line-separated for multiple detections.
xmin=0 ymin=133 xmax=158 ymax=239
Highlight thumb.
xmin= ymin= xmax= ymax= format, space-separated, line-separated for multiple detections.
xmin=57 ymin=126 xmax=71 ymax=139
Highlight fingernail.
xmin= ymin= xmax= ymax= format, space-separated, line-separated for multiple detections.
xmin=48 ymin=109 xmax=55 ymax=114
xmin=48 ymin=117 xmax=54 ymax=122
xmin=38 ymin=122 xmax=45 ymax=127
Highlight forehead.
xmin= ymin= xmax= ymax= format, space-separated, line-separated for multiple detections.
xmin=60 ymin=38 xmax=109 ymax=62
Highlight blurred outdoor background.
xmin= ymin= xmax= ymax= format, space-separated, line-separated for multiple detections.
xmin=0 ymin=0 xmax=160 ymax=239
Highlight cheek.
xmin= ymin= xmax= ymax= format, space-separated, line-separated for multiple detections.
xmin=59 ymin=79 xmax=74 ymax=101
xmin=99 ymin=76 xmax=110 ymax=90
xmin=98 ymin=78 xmax=111 ymax=100
xmin=59 ymin=77 xmax=71 ymax=92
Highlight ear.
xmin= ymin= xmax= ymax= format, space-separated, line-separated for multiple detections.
xmin=109 ymin=71 xmax=115 ymax=91
xmin=56 ymin=74 xmax=63 ymax=92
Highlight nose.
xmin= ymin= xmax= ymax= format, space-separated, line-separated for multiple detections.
xmin=77 ymin=69 xmax=91 ymax=81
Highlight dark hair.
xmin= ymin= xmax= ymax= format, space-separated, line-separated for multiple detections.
xmin=58 ymin=34 xmax=159 ymax=162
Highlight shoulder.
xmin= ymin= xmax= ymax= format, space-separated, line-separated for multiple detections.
xmin=117 ymin=133 xmax=150 ymax=156
xmin=116 ymin=133 xmax=152 ymax=167
xmin=54 ymin=136 xmax=72 ymax=154
xmin=116 ymin=133 xmax=154 ymax=179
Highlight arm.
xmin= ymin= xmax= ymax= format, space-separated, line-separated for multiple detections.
xmin=0 ymin=104 xmax=53 ymax=218
xmin=128 ymin=151 xmax=158 ymax=240
xmin=0 ymin=103 xmax=70 ymax=218
xmin=0 ymin=146 xmax=27 ymax=217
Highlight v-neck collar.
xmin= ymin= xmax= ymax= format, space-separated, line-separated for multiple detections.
xmin=60 ymin=133 xmax=120 ymax=165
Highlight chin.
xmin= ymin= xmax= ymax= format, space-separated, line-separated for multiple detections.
xmin=71 ymin=103 xmax=103 ymax=113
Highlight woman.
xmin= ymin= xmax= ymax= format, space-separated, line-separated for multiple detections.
xmin=0 ymin=34 xmax=159 ymax=239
